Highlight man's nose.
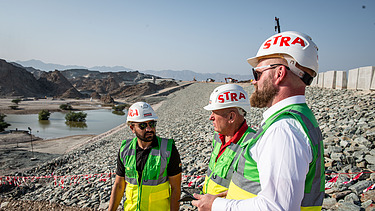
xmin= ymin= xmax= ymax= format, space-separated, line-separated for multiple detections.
xmin=145 ymin=125 xmax=152 ymax=131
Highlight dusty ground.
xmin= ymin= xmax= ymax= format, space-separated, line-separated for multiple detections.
xmin=0 ymin=197 xmax=97 ymax=211
xmin=0 ymin=98 xmax=105 ymax=115
xmin=0 ymin=132 xmax=95 ymax=176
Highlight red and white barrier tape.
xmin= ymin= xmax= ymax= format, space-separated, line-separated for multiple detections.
xmin=0 ymin=173 xmax=114 ymax=189
xmin=2 ymin=171 xmax=375 ymax=193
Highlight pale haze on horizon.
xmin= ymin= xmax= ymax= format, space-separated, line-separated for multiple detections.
xmin=0 ymin=0 xmax=374 ymax=75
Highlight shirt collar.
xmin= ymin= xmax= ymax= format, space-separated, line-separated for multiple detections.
xmin=136 ymin=137 xmax=158 ymax=150
xmin=262 ymin=95 xmax=306 ymax=124
xmin=219 ymin=120 xmax=249 ymax=145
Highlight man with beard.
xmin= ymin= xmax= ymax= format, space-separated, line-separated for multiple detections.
xmin=108 ymin=102 xmax=182 ymax=211
xmin=192 ymin=31 xmax=324 ymax=210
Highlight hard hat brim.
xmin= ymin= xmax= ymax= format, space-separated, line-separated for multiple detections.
xmin=126 ymin=116 xmax=158 ymax=123
xmin=203 ymin=104 xmax=215 ymax=111
xmin=203 ymin=103 xmax=251 ymax=113
xmin=247 ymin=56 xmax=258 ymax=68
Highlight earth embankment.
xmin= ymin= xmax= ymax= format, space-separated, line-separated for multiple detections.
xmin=1 ymin=82 xmax=375 ymax=210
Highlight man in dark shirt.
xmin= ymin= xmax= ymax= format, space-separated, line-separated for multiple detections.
xmin=108 ymin=102 xmax=182 ymax=211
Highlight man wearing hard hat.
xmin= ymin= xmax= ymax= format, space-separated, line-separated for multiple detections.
xmin=201 ymin=84 xmax=256 ymax=196
xmin=108 ymin=102 xmax=182 ymax=211
xmin=193 ymin=31 xmax=324 ymax=210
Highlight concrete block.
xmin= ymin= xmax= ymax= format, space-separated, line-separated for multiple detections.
xmin=357 ymin=66 xmax=374 ymax=90
xmin=317 ymin=72 xmax=324 ymax=88
xmin=336 ymin=71 xmax=347 ymax=90
xmin=323 ymin=71 xmax=336 ymax=89
xmin=310 ymin=74 xmax=318 ymax=87
xmin=347 ymin=68 xmax=359 ymax=90
xmin=372 ymin=70 xmax=375 ymax=90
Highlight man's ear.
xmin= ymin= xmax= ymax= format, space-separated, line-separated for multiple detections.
xmin=275 ymin=66 xmax=287 ymax=85
xmin=129 ymin=125 xmax=136 ymax=133
xmin=229 ymin=111 xmax=235 ymax=123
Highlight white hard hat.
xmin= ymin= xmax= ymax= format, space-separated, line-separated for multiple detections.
xmin=247 ymin=31 xmax=318 ymax=85
xmin=204 ymin=84 xmax=251 ymax=113
xmin=127 ymin=102 xmax=158 ymax=123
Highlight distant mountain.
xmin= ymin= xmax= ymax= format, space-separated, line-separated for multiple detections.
xmin=90 ymin=66 xmax=132 ymax=72
xmin=16 ymin=59 xmax=87 ymax=72
xmin=141 ymin=69 xmax=251 ymax=82
xmin=16 ymin=60 xmax=133 ymax=72
xmin=16 ymin=59 xmax=251 ymax=81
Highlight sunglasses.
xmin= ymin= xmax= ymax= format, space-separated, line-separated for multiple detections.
xmin=133 ymin=121 xmax=157 ymax=130
xmin=252 ymin=64 xmax=290 ymax=81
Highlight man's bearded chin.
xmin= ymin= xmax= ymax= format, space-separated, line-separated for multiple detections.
xmin=136 ymin=131 xmax=156 ymax=142
xmin=250 ymin=83 xmax=278 ymax=108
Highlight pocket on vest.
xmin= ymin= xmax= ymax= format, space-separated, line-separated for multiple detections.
xmin=149 ymin=188 xmax=170 ymax=201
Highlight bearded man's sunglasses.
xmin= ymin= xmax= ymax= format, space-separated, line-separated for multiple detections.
xmin=252 ymin=64 xmax=290 ymax=81
xmin=133 ymin=121 xmax=157 ymax=130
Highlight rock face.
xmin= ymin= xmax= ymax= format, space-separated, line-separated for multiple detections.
xmin=100 ymin=94 xmax=114 ymax=104
xmin=0 ymin=59 xmax=177 ymax=101
xmin=0 ymin=59 xmax=47 ymax=97
xmin=38 ymin=70 xmax=84 ymax=98
xmin=0 ymin=60 xmax=83 ymax=98
xmin=62 ymin=69 xmax=160 ymax=95
xmin=90 ymin=92 xmax=101 ymax=100
xmin=109 ymin=81 xmax=179 ymax=99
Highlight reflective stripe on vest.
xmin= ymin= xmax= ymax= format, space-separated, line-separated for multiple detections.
xmin=119 ymin=136 xmax=173 ymax=211
xmin=203 ymin=127 xmax=255 ymax=195
xmin=227 ymin=104 xmax=324 ymax=209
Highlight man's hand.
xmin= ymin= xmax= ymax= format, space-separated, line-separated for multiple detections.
xmin=191 ymin=193 xmax=218 ymax=211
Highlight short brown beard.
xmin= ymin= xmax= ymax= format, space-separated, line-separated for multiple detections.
xmin=250 ymin=76 xmax=278 ymax=108
xmin=135 ymin=130 xmax=155 ymax=142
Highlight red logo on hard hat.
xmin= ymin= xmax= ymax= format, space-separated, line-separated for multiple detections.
xmin=217 ymin=91 xmax=246 ymax=103
xmin=263 ymin=35 xmax=306 ymax=49
xmin=128 ymin=108 xmax=139 ymax=117
xmin=144 ymin=113 xmax=152 ymax=117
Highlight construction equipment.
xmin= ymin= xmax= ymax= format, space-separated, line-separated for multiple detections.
xmin=206 ymin=78 xmax=215 ymax=82
xmin=225 ymin=77 xmax=238 ymax=83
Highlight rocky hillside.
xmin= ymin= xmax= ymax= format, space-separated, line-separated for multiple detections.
xmin=0 ymin=59 xmax=176 ymax=100
xmin=62 ymin=69 xmax=162 ymax=96
xmin=0 ymin=59 xmax=83 ymax=98
xmin=38 ymin=70 xmax=85 ymax=98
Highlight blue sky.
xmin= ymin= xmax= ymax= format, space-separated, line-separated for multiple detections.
xmin=0 ymin=0 xmax=374 ymax=75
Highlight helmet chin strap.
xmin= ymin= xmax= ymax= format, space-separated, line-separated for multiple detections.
xmin=285 ymin=58 xmax=314 ymax=85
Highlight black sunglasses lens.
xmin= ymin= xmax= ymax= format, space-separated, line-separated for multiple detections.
xmin=149 ymin=121 xmax=157 ymax=128
xmin=252 ymin=69 xmax=259 ymax=81
xmin=138 ymin=123 xmax=147 ymax=130
xmin=137 ymin=121 xmax=157 ymax=130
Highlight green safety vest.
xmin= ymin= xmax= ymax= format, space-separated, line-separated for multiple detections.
xmin=226 ymin=103 xmax=324 ymax=210
xmin=203 ymin=127 xmax=255 ymax=195
xmin=120 ymin=136 xmax=174 ymax=211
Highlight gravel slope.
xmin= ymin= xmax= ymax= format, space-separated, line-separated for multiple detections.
xmin=1 ymin=82 xmax=375 ymax=211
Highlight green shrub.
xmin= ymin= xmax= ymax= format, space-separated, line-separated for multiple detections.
xmin=65 ymin=121 xmax=87 ymax=128
xmin=38 ymin=110 xmax=51 ymax=120
xmin=60 ymin=104 xmax=73 ymax=110
xmin=65 ymin=111 xmax=87 ymax=122
xmin=0 ymin=113 xmax=11 ymax=132
xmin=11 ymin=98 xmax=21 ymax=105
xmin=112 ymin=110 xmax=125 ymax=116
xmin=112 ymin=104 xmax=128 ymax=111
xmin=9 ymin=105 xmax=18 ymax=110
